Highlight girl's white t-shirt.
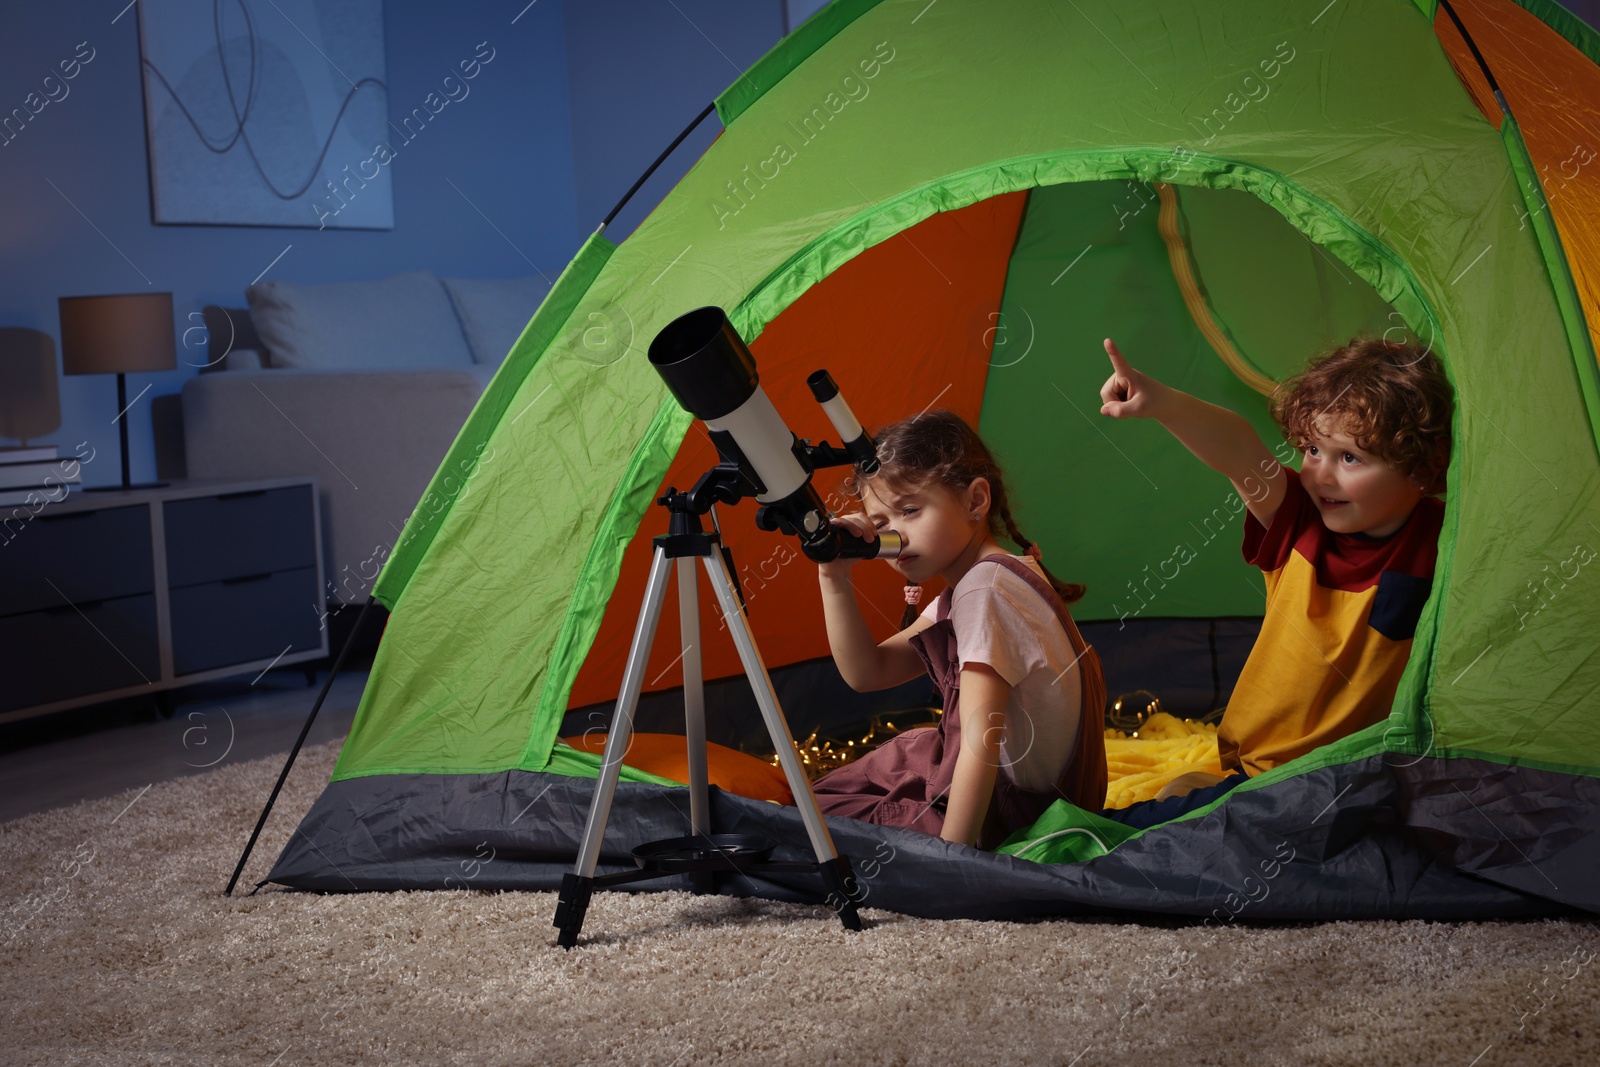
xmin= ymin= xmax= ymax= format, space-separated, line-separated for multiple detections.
xmin=919 ymin=555 xmax=1083 ymax=792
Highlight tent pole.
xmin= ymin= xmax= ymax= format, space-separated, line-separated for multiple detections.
xmin=223 ymin=596 xmax=377 ymax=897
xmin=595 ymin=101 xmax=718 ymax=236
xmin=1438 ymin=0 xmax=1512 ymax=116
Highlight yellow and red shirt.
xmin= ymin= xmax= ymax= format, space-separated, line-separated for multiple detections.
xmin=1218 ymin=467 xmax=1444 ymax=776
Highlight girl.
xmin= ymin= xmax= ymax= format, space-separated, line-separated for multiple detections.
xmin=810 ymin=410 xmax=1107 ymax=849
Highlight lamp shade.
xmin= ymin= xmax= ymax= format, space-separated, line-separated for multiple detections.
xmin=0 ymin=328 xmax=63 ymax=440
xmin=59 ymin=293 xmax=176 ymax=376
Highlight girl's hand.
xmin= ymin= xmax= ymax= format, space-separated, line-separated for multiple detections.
xmin=1099 ymin=338 xmax=1167 ymax=419
xmin=817 ymin=512 xmax=877 ymax=581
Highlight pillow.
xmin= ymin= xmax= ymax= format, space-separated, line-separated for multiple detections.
xmin=441 ymin=275 xmax=550 ymax=366
xmin=559 ymin=732 xmax=795 ymax=805
xmin=246 ymin=270 xmax=475 ymax=370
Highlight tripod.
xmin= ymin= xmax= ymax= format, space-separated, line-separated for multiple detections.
xmin=552 ymin=473 xmax=864 ymax=948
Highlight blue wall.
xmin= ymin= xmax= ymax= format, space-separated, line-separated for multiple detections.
xmin=0 ymin=0 xmax=582 ymax=487
xmin=562 ymin=0 xmax=787 ymax=240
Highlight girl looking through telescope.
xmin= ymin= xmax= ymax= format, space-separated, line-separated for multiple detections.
xmin=810 ymin=410 xmax=1107 ymax=849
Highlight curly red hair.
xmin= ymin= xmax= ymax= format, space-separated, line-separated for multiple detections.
xmin=1271 ymin=336 xmax=1453 ymax=495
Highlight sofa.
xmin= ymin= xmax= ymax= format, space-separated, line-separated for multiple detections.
xmin=181 ymin=270 xmax=549 ymax=606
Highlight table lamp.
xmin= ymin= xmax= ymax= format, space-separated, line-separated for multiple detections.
xmin=59 ymin=292 xmax=176 ymax=491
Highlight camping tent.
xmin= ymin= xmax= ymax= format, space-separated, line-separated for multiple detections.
xmin=265 ymin=0 xmax=1600 ymax=921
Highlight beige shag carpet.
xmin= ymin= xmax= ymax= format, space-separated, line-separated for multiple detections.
xmin=2 ymin=738 xmax=1597 ymax=1067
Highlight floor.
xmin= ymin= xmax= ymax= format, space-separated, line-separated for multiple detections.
xmin=0 ymin=665 xmax=369 ymax=824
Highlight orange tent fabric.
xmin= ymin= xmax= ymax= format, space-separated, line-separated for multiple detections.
xmin=558 ymin=731 xmax=795 ymax=803
xmin=1436 ymin=0 xmax=1600 ymax=360
xmin=566 ymin=192 xmax=1028 ymax=710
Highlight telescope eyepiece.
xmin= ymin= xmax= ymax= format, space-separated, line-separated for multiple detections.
xmin=807 ymin=370 xmax=839 ymax=403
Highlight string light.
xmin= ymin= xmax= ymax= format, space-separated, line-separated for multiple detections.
xmin=1105 ymin=691 xmax=1225 ymax=738
xmin=771 ymin=708 xmax=943 ymax=780
xmin=771 ymin=693 xmax=1224 ymax=778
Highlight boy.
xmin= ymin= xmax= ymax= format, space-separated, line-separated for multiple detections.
xmin=1097 ymin=335 xmax=1453 ymax=828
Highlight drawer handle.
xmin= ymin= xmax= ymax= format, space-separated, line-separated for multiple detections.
xmin=216 ymin=489 xmax=269 ymax=500
xmin=35 ymin=511 xmax=96 ymax=522
xmin=222 ymin=572 xmax=274 ymax=585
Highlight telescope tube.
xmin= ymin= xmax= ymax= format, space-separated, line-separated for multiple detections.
xmin=807 ymin=370 xmax=879 ymax=473
xmin=649 ymin=308 xmax=808 ymax=503
xmin=650 ymin=307 xmax=830 ymax=546
xmin=648 ymin=307 xmax=901 ymax=562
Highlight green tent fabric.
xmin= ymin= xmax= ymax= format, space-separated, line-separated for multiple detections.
xmin=266 ymin=0 xmax=1600 ymax=920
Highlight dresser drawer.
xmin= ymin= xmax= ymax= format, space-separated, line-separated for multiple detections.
xmin=164 ymin=486 xmax=317 ymax=588
xmin=169 ymin=566 xmax=322 ymax=676
xmin=0 ymin=505 xmax=153 ymax=617
xmin=0 ymin=593 xmax=160 ymax=711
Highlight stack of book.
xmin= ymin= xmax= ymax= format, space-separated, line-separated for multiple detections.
xmin=0 ymin=445 xmax=81 ymax=506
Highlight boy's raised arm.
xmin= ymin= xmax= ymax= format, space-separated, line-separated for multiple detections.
xmin=1099 ymin=338 xmax=1288 ymax=529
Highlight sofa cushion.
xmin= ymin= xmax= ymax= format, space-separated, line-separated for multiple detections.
xmin=441 ymin=275 xmax=551 ymax=367
xmin=199 ymin=306 xmax=267 ymax=371
xmin=247 ymin=271 xmax=475 ymax=370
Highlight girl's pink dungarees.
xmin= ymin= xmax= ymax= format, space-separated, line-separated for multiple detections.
xmin=812 ymin=555 xmax=1108 ymax=850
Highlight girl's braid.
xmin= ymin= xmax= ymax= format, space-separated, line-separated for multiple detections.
xmin=994 ymin=496 xmax=1086 ymax=605
xmin=899 ymin=587 xmax=922 ymax=631
xmin=858 ymin=408 xmax=1089 ymax=627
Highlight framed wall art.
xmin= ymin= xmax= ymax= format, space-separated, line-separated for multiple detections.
xmin=138 ymin=0 xmax=393 ymax=229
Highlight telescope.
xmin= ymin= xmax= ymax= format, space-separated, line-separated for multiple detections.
xmin=647 ymin=306 xmax=902 ymax=564
xmin=556 ymin=305 xmax=881 ymax=947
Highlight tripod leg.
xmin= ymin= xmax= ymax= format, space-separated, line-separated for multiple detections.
xmin=699 ymin=555 xmax=864 ymax=932
xmin=555 ymin=546 xmax=675 ymax=948
xmin=677 ymin=557 xmax=715 ymax=897
xmin=677 ymin=557 xmax=710 ymax=838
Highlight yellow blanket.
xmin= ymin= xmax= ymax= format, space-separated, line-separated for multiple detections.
xmin=1103 ymin=712 xmax=1225 ymax=809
